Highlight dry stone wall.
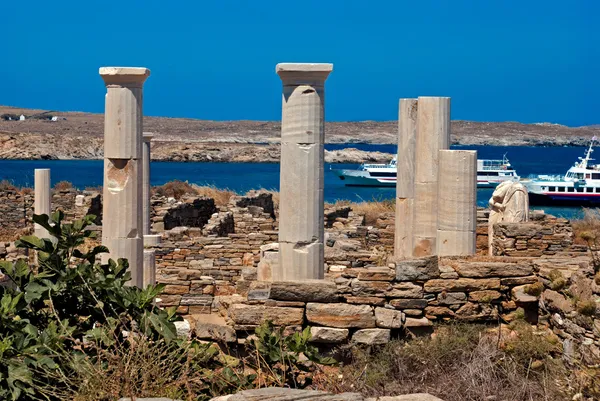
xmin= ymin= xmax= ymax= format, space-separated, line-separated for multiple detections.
xmin=492 ymin=214 xmax=586 ymax=257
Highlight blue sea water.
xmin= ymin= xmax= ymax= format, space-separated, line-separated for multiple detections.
xmin=0 ymin=145 xmax=594 ymax=219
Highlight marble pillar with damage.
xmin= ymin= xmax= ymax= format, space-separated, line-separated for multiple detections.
xmin=394 ymin=99 xmax=418 ymax=259
xmin=437 ymin=150 xmax=477 ymax=256
xmin=99 ymin=67 xmax=150 ymax=288
xmin=413 ymin=97 xmax=450 ymax=257
xmin=34 ymin=169 xmax=51 ymax=239
xmin=275 ymin=63 xmax=332 ymax=281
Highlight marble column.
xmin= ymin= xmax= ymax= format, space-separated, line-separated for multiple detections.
xmin=275 ymin=63 xmax=333 ymax=281
xmin=394 ymin=99 xmax=418 ymax=259
xmin=437 ymin=150 xmax=477 ymax=256
xmin=99 ymin=67 xmax=150 ymax=288
xmin=142 ymin=132 xmax=153 ymax=236
xmin=413 ymin=97 xmax=451 ymax=257
xmin=34 ymin=169 xmax=51 ymax=239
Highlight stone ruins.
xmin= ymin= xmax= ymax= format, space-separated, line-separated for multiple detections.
xmin=0 ymin=64 xmax=597 ymax=360
xmin=488 ymin=180 xmax=530 ymax=255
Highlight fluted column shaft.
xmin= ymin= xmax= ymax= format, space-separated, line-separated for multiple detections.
xmin=413 ymin=97 xmax=451 ymax=257
xmin=394 ymin=99 xmax=418 ymax=259
xmin=437 ymin=150 xmax=477 ymax=256
xmin=99 ymin=67 xmax=150 ymax=288
xmin=34 ymin=169 xmax=51 ymax=239
xmin=275 ymin=63 xmax=333 ymax=281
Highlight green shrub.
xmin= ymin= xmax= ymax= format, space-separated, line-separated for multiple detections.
xmin=0 ymin=211 xmax=180 ymax=400
xmin=248 ymin=321 xmax=336 ymax=388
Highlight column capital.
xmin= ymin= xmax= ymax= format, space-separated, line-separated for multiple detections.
xmin=143 ymin=132 xmax=154 ymax=142
xmin=276 ymin=63 xmax=333 ymax=85
xmin=99 ymin=67 xmax=150 ymax=87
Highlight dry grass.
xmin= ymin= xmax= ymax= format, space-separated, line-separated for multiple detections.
xmin=0 ymin=179 xmax=18 ymax=191
xmin=34 ymin=335 xmax=241 ymax=401
xmin=152 ymin=180 xmax=198 ymax=200
xmin=318 ymin=323 xmax=574 ymax=401
xmin=192 ymin=184 xmax=236 ymax=206
xmin=572 ymin=208 xmax=600 ymax=245
xmin=326 ymin=198 xmax=395 ymax=225
xmin=54 ymin=180 xmax=73 ymax=191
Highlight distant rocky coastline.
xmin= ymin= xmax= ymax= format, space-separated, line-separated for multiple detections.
xmin=1 ymin=105 xmax=599 ymax=162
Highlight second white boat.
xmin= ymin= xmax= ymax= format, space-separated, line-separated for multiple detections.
xmin=331 ymin=155 xmax=519 ymax=188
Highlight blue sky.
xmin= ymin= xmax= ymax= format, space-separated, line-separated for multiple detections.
xmin=0 ymin=1 xmax=597 ymax=126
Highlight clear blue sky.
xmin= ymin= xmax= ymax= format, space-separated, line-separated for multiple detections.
xmin=0 ymin=1 xmax=597 ymax=126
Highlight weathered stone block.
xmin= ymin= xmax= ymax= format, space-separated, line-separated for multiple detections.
xmin=269 ymin=280 xmax=339 ymax=302
xmin=386 ymin=282 xmax=423 ymax=299
xmin=357 ymin=268 xmax=396 ymax=281
xmin=451 ymin=261 xmax=533 ymax=278
xmin=309 ymin=327 xmax=349 ymax=343
xmin=436 ymin=292 xmax=467 ymax=305
xmin=352 ymin=328 xmax=391 ymax=345
xmin=306 ymin=303 xmax=375 ymax=328
xmin=404 ymin=317 xmax=432 ymax=327
xmin=468 ymin=290 xmax=502 ymax=302
xmin=351 ymin=280 xmax=392 ymax=296
xmin=389 ymin=299 xmax=428 ymax=309
xmin=228 ymin=304 xmax=304 ymax=326
xmin=395 ymin=256 xmax=440 ymax=281
xmin=424 ymin=278 xmax=501 ymax=293
xmin=194 ymin=315 xmax=237 ymax=343
xmin=375 ymin=307 xmax=405 ymax=328
xmin=345 ymin=296 xmax=386 ymax=306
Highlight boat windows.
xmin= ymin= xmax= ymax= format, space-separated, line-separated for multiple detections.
xmin=568 ymin=187 xmax=575 ymax=192
xmin=557 ymin=187 xmax=565 ymax=192
xmin=593 ymin=173 xmax=600 ymax=180
xmin=587 ymin=187 xmax=594 ymax=193
xmin=478 ymin=172 xmax=500 ymax=176
xmin=548 ymin=186 xmax=555 ymax=192
xmin=369 ymin=172 xmax=396 ymax=177
xmin=576 ymin=187 xmax=584 ymax=192
xmin=586 ymin=174 xmax=591 ymax=179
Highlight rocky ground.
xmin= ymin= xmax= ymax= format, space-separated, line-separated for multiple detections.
xmin=1 ymin=105 xmax=599 ymax=162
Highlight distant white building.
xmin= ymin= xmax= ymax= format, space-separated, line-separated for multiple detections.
xmin=19 ymin=115 xmax=25 ymax=121
xmin=51 ymin=116 xmax=58 ymax=122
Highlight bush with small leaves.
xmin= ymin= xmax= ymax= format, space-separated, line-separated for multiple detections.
xmin=0 ymin=212 xmax=180 ymax=400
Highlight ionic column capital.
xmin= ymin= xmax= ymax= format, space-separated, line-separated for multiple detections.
xmin=143 ymin=132 xmax=154 ymax=143
xmin=99 ymin=67 xmax=150 ymax=88
xmin=276 ymin=63 xmax=333 ymax=86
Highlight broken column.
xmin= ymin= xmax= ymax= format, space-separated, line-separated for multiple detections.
xmin=142 ymin=132 xmax=153 ymax=236
xmin=34 ymin=168 xmax=51 ymax=239
xmin=394 ymin=99 xmax=418 ymax=259
xmin=275 ymin=63 xmax=333 ymax=281
xmin=437 ymin=150 xmax=477 ymax=256
xmin=99 ymin=67 xmax=150 ymax=288
xmin=413 ymin=97 xmax=450 ymax=257
xmin=142 ymin=131 xmax=160 ymax=286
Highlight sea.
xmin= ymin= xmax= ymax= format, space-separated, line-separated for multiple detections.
xmin=0 ymin=145 xmax=595 ymax=220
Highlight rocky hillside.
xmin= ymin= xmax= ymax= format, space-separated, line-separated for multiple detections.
xmin=1 ymin=106 xmax=599 ymax=162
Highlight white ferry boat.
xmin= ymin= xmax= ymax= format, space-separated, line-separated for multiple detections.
xmin=524 ymin=138 xmax=600 ymax=206
xmin=332 ymin=155 xmax=519 ymax=188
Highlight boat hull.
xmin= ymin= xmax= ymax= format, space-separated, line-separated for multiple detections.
xmin=332 ymin=169 xmax=396 ymax=187
xmin=528 ymin=192 xmax=600 ymax=206
xmin=332 ymin=169 xmax=512 ymax=188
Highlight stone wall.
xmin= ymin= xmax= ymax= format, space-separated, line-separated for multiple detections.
xmin=175 ymin=255 xmax=587 ymax=345
xmin=492 ymin=214 xmax=586 ymax=257
xmin=0 ymin=189 xmax=32 ymax=240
